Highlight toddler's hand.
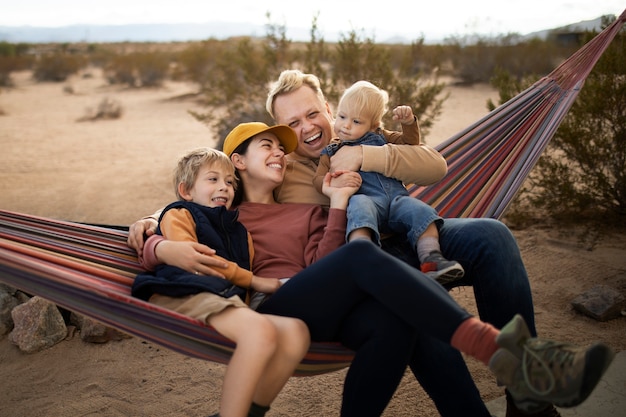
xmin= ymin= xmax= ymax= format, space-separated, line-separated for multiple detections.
xmin=392 ymin=105 xmax=415 ymax=125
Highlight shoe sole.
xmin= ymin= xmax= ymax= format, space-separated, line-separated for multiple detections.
xmin=426 ymin=266 xmax=465 ymax=285
xmin=555 ymin=343 xmax=615 ymax=408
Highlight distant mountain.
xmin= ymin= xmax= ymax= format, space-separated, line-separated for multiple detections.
xmin=522 ymin=16 xmax=607 ymax=40
xmin=0 ymin=16 xmax=611 ymax=44
xmin=0 ymin=21 xmax=333 ymax=43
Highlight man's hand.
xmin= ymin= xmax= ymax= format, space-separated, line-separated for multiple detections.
xmin=330 ymin=145 xmax=363 ymax=172
xmin=392 ymin=105 xmax=415 ymax=125
xmin=127 ymin=218 xmax=158 ymax=256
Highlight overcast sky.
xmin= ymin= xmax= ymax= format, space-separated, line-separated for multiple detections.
xmin=1 ymin=1 xmax=623 ymax=41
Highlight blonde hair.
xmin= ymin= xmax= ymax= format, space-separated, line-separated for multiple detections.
xmin=174 ymin=147 xmax=236 ymax=200
xmin=266 ymin=69 xmax=326 ymax=120
xmin=338 ymin=80 xmax=389 ymax=129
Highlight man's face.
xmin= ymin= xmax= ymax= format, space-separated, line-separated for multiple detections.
xmin=272 ymin=85 xmax=334 ymax=160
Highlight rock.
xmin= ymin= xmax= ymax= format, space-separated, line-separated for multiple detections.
xmin=70 ymin=312 xmax=131 ymax=343
xmin=0 ymin=286 xmax=20 ymax=335
xmin=571 ymin=285 xmax=626 ymax=321
xmin=9 ymin=296 xmax=67 ymax=353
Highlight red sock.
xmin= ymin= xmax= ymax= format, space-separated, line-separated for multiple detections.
xmin=450 ymin=317 xmax=500 ymax=365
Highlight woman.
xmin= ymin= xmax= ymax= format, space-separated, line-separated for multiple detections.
xmin=142 ymin=122 xmax=614 ymax=417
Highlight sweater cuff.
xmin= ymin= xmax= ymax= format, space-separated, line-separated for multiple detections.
xmin=360 ymin=144 xmax=387 ymax=173
xmin=139 ymin=235 xmax=165 ymax=270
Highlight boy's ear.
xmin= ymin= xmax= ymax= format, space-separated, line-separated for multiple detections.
xmin=177 ymin=182 xmax=193 ymax=201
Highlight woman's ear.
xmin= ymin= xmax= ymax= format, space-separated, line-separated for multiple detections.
xmin=231 ymin=153 xmax=246 ymax=170
xmin=177 ymin=182 xmax=193 ymax=201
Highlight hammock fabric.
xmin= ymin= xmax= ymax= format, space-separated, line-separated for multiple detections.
xmin=0 ymin=11 xmax=624 ymax=375
xmin=0 ymin=210 xmax=354 ymax=376
xmin=410 ymin=10 xmax=626 ymax=219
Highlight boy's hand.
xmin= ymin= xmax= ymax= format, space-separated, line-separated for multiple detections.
xmin=392 ymin=105 xmax=415 ymax=125
xmin=251 ymin=276 xmax=282 ymax=293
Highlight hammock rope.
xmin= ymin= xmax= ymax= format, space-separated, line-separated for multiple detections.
xmin=0 ymin=10 xmax=624 ymax=374
xmin=410 ymin=10 xmax=626 ymax=219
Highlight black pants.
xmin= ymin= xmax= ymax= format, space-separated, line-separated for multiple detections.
xmin=258 ymin=240 xmax=472 ymax=416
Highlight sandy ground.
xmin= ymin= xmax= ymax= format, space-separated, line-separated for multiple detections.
xmin=0 ymin=69 xmax=624 ymax=417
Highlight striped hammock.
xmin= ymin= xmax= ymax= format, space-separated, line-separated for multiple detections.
xmin=411 ymin=10 xmax=626 ymax=219
xmin=0 ymin=11 xmax=624 ymax=376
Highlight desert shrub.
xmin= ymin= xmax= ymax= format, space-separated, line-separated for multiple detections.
xmin=190 ymin=37 xmax=277 ymax=150
xmin=493 ymin=20 xmax=626 ymax=225
xmin=173 ymin=39 xmax=225 ymax=89
xmin=190 ymin=17 xmax=448 ymax=149
xmin=77 ymin=97 xmax=123 ymax=121
xmin=445 ymin=35 xmax=501 ymax=84
xmin=0 ymin=56 xmax=20 ymax=86
xmin=486 ymin=67 xmax=540 ymax=111
xmin=105 ymin=51 xmax=170 ymax=87
xmin=0 ymin=44 xmax=35 ymax=86
xmin=33 ymin=52 xmax=85 ymax=82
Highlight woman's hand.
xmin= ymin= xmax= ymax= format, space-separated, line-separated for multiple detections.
xmin=250 ymin=276 xmax=282 ymax=293
xmin=322 ymin=170 xmax=361 ymax=209
xmin=155 ymin=240 xmax=228 ymax=279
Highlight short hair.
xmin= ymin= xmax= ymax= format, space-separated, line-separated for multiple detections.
xmin=338 ymin=80 xmax=389 ymax=128
xmin=266 ymin=69 xmax=326 ymax=120
xmin=173 ymin=147 xmax=236 ymax=200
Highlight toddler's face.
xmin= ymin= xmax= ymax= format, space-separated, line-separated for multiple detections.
xmin=334 ymin=105 xmax=374 ymax=141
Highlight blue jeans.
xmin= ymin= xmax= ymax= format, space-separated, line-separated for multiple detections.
xmin=383 ymin=217 xmax=537 ymax=416
xmin=347 ymin=194 xmax=441 ymax=246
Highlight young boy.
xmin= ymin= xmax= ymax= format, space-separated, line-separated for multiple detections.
xmin=132 ymin=148 xmax=309 ymax=417
xmin=313 ymin=80 xmax=464 ymax=285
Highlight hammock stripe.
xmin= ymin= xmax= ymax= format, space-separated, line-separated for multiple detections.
xmin=0 ymin=210 xmax=354 ymax=376
xmin=0 ymin=10 xmax=623 ymax=374
xmin=410 ymin=10 xmax=626 ymax=219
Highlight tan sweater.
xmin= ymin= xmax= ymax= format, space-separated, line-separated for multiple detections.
xmin=274 ymin=137 xmax=447 ymax=207
xmin=313 ymin=123 xmax=423 ymax=193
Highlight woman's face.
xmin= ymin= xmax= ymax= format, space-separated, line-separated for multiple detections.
xmin=233 ymin=133 xmax=287 ymax=187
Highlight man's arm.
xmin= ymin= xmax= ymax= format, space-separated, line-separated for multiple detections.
xmin=331 ymin=143 xmax=447 ymax=186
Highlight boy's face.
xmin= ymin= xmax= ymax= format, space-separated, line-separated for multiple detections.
xmin=333 ymin=104 xmax=374 ymax=141
xmin=186 ymin=163 xmax=236 ymax=209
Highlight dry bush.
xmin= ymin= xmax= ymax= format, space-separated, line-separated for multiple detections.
xmin=105 ymin=51 xmax=171 ymax=87
xmin=77 ymin=97 xmax=123 ymax=122
xmin=33 ymin=53 xmax=85 ymax=82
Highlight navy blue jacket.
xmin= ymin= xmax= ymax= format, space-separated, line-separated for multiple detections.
xmin=132 ymin=201 xmax=251 ymax=301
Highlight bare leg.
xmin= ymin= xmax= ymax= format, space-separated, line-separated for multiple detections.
xmin=209 ymin=307 xmax=279 ymax=417
xmin=251 ymin=315 xmax=310 ymax=406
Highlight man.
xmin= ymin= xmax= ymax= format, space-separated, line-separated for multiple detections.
xmin=266 ymin=69 xmax=561 ymax=417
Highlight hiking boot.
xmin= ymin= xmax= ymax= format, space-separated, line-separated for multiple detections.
xmin=420 ymin=251 xmax=465 ymax=285
xmin=505 ymin=390 xmax=562 ymax=417
xmin=489 ymin=314 xmax=614 ymax=413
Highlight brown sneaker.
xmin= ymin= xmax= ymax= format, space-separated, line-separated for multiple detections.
xmin=505 ymin=390 xmax=561 ymax=417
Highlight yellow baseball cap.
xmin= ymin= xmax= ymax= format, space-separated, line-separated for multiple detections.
xmin=222 ymin=122 xmax=298 ymax=157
